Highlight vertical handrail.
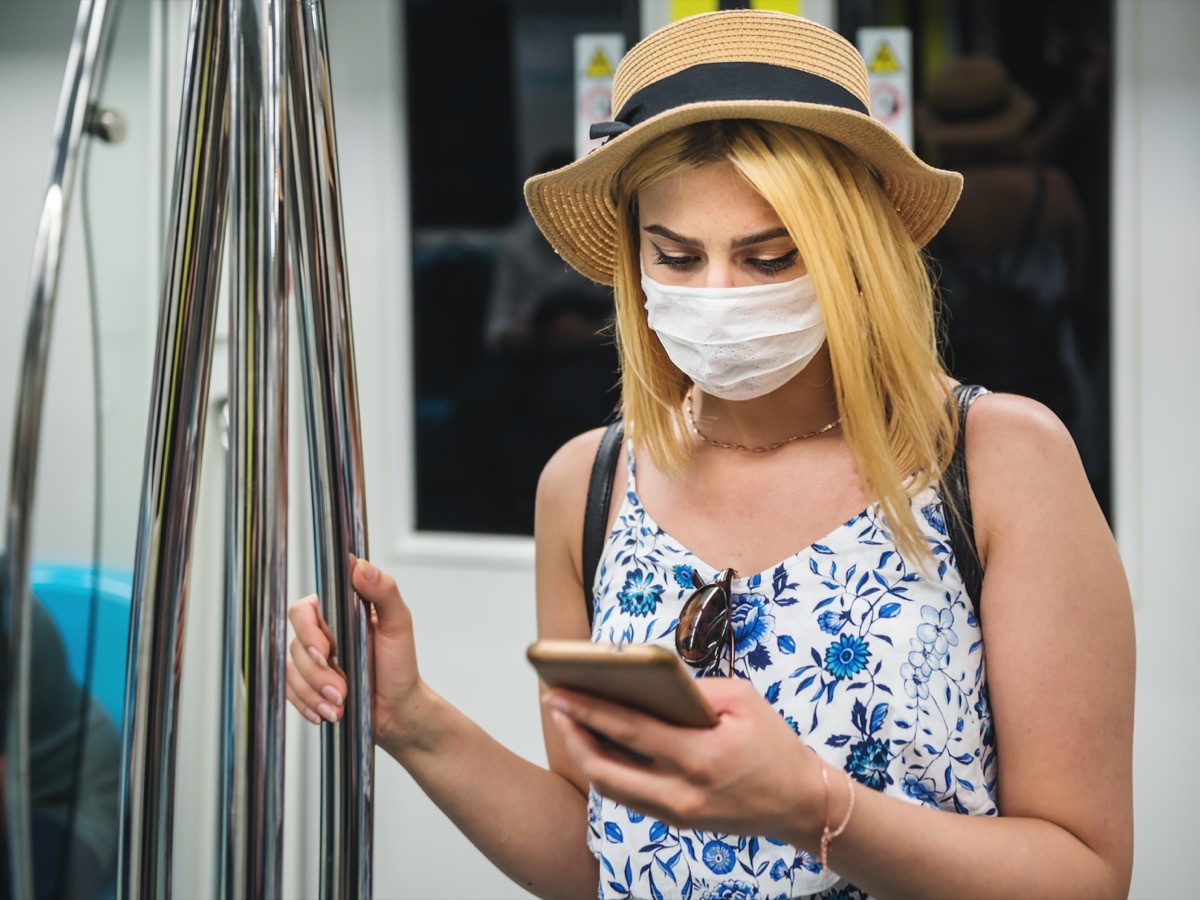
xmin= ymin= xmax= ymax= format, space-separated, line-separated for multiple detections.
xmin=2 ymin=1 xmax=120 ymax=897
xmin=219 ymin=0 xmax=290 ymax=896
xmin=285 ymin=1 xmax=373 ymax=896
xmin=99 ymin=0 xmax=373 ymax=895
xmin=117 ymin=0 xmax=230 ymax=895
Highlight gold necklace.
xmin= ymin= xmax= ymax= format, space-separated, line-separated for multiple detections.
xmin=685 ymin=390 xmax=841 ymax=453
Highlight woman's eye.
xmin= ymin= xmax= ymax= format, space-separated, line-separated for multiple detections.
xmin=654 ymin=250 xmax=699 ymax=269
xmin=748 ymin=249 xmax=799 ymax=274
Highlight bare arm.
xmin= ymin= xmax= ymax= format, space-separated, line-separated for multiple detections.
xmin=826 ymin=393 xmax=1134 ymax=897
xmin=285 ymin=430 xmax=610 ymax=898
xmin=546 ymin=394 xmax=1134 ymax=898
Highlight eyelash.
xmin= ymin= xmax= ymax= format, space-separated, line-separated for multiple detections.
xmin=750 ymin=249 xmax=799 ymax=274
xmin=652 ymin=248 xmax=799 ymax=274
xmin=654 ymin=251 xmax=700 ymax=269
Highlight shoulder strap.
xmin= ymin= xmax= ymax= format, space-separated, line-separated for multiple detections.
xmin=943 ymin=384 xmax=989 ymax=608
xmin=582 ymin=420 xmax=625 ymax=628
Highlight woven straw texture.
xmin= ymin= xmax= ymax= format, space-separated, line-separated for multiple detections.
xmin=525 ymin=9 xmax=962 ymax=285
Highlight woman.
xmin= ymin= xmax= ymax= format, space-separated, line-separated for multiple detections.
xmin=286 ymin=10 xmax=1134 ymax=899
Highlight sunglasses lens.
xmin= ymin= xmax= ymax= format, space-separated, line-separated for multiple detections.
xmin=676 ymin=584 xmax=730 ymax=665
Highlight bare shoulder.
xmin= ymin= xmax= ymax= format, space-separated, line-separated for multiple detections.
xmin=964 ymin=390 xmax=1080 ymax=471
xmin=534 ymin=425 xmax=616 ymax=569
xmin=534 ymin=427 xmax=611 ymax=639
xmin=536 ymin=427 xmax=609 ymax=525
xmin=960 ymin=390 xmax=1106 ymax=566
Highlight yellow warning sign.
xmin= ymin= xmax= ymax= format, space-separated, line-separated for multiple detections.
xmin=868 ymin=41 xmax=903 ymax=74
xmin=670 ymin=0 xmax=719 ymax=21
xmin=586 ymin=48 xmax=614 ymax=78
xmin=750 ymin=0 xmax=801 ymax=13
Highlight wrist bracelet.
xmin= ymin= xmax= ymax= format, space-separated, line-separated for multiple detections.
xmin=819 ymin=762 xmax=856 ymax=872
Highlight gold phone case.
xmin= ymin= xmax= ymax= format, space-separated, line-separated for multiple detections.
xmin=527 ymin=640 xmax=718 ymax=728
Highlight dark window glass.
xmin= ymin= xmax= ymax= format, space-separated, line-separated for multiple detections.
xmin=842 ymin=0 xmax=1113 ymax=519
xmin=406 ymin=0 xmax=637 ymax=536
xmin=407 ymin=0 xmax=1114 ymax=533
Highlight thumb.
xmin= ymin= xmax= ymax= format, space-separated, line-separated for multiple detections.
xmin=351 ymin=557 xmax=409 ymax=634
xmin=693 ymin=676 xmax=758 ymax=714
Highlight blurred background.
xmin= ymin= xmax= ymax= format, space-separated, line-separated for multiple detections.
xmin=0 ymin=0 xmax=1194 ymax=897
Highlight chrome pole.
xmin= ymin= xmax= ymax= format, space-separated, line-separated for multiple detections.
xmin=219 ymin=0 xmax=289 ymax=896
xmin=285 ymin=1 xmax=373 ymax=896
xmin=2 ymin=1 xmax=119 ymax=897
xmin=117 ymin=0 xmax=230 ymax=896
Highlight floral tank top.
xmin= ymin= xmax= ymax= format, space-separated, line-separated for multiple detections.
xmin=586 ymin=446 xmax=998 ymax=900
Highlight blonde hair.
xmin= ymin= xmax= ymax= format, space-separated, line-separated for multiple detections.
xmin=611 ymin=120 xmax=956 ymax=564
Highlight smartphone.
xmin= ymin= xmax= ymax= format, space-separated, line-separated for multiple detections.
xmin=527 ymin=640 xmax=718 ymax=728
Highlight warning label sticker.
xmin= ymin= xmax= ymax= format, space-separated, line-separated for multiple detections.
xmin=868 ymin=41 xmax=903 ymax=74
xmin=585 ymin=48 xmax=614 ymax=78
xmin=857 ymin=27 xmax=912 ymax=148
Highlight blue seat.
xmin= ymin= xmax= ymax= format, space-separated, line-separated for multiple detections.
xmin=28 ymin=562 xmax=133 ymax=727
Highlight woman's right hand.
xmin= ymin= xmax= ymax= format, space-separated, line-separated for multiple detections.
xmin=286 ymin=557 xmax=422 ymax=745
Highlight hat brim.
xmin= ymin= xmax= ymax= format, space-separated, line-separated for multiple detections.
xmin=525 ymin=100 xmax=963 ymax=285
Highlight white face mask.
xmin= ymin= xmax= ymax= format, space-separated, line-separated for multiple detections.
xmin=641 ymin=271 xmax=827 ymax=401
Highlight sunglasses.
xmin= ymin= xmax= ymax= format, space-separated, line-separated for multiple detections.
xmin=675 ymin=567 xmax=737 ymax=676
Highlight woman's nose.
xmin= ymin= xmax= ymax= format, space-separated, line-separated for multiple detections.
xmin=702 ymin=262 xmax=738 ymax=288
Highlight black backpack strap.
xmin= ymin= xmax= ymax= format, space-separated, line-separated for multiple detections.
xmin=582 ymin=420 xmax=625 ymax=628
xmin=943 ymin=384 xmax=989 ymax=608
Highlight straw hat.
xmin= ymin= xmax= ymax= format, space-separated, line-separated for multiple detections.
xmin=915 ymin=56 xmax=1038 ymax=148
xmin=524 ymin=9 xmax=963 ymax=285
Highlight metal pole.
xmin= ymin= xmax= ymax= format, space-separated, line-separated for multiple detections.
xmin=219 ymin=0 xmax=289 ymax=896
xmin=285 ymin=1 xmax=373 ymax=895
xmin=2 ymin=1 xmax=120 ymax=897
xmin=116 ymin=0 xmax=230 ymax=896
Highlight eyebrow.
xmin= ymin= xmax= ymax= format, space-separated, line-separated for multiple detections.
xmin=732 ymin=227 xmax=792 ymax=249
xmin=643 ymin=224 xmax=793 ymax=250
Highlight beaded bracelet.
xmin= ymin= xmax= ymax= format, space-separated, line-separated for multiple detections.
xmin=819 ymin=762 xmax=856 ymax=872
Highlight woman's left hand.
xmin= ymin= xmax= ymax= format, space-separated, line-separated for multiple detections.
xmin=545 ymin=677 xmax=824 ymax=845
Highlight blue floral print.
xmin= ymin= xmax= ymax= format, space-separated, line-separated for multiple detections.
xmin=902 ymin=773 xmax=941 ymax=808
xmin=823 ymin=634 xmax=871 ymax=679
xmin=587 ymin=448 xmax=998 ymax=899
xmin=817 ymin=609 xmax=849 ymax=634
xmin=916 ymin=604 xmax=958 ymax=654
xmin=846 ymin=737 xmax=892 ymax=790
xmin=617 ymin=568 xmax=664 ymax=617
xmin=920 ymin=502 xmax=947 ymax=536
xmin=701 ymin=882 xmax=758 ymax=899
xmin=732 ymin=593 xmax=775 ymax=660
xmin=702 ymin=840 xmax=737 ymax=875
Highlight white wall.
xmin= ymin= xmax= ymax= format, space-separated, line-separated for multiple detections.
xmin=1113 ymin=2 xmax=1200 ymax=897
xmin=0 ymin=0 xmax=157 ymax=572
xmin=1 ymin=0 xmax=1197 ymax=898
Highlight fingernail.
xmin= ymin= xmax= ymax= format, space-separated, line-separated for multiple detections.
xmin=362 ymin=559 xmax=380 ymax=584
xmin=544 ymin=695 xmax=570 ymax=715
xmin=308 ymin=646 xmax=329 ymax=669
xmin=317 ymin=702 xmax=339 ymax=723
xmin=550 ymin=710 xmax=568 ymax=728
xmin=303 ymin=707 xmax=321 ymax=726
xmin=322 ymin=685 xmax=343 ymax=706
